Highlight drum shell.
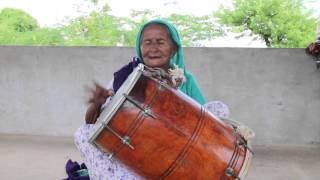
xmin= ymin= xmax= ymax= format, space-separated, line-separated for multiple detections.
xmin=93 ymin=75 xmax=246 ymax=180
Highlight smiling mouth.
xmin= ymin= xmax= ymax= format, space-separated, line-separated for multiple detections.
xmin=148 ymin=56 xmax=161 ymax=59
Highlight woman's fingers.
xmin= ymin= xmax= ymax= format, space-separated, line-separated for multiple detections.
xmin=85 ymin=104 xmax=101 ymax=124
xmin=102 ymin=89 xmax=114 ymax=98
xmin=86 ymin=82 xmax=113 ymax=105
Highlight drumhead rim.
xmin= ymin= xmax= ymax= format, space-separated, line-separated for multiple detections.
xmin=238 ymin=141 xmax=253 ymax=179
xmin=88 ymin=63 xmax=145 ymax=145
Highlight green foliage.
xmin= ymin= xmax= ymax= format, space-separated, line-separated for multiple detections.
xmin=58 ymin=8 xmax=154 ymax=46
xmin=60 ymin=11 xmax=121 ymax=46
xmin=167 ymin=14 xmax=223 ymax=46
xmin=0 ymin=8 xmax=38 ymax=32
xmin=115 ymin=10 xmax=223 ymax=47
xmin=0 ymin=28 xmax=64 ymax=45
xmin=214 ymin=0 xmax=318 ymax=47
xmin=117 ymin=10 xmax=159 ymax=46
xmin=0 ymin=3 xmax=222 ymax=47
xmin=0 ymin=8 xmax=64 ymax=45
xmin=56 ymin=6 xmax=222 ymax=47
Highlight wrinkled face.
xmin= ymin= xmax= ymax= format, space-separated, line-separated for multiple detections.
xmin=140 ymin=24 xmax=177 ymax=70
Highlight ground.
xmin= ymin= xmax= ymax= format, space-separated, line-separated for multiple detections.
xmin=0 ymin=134 xmax=319 ymax=180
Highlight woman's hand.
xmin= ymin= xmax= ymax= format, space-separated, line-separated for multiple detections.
xmin=85 ymin=83 xmax=114 ymax=124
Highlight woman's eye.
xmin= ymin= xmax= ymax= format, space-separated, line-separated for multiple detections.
xmin=143 ymin=41 xmax=151 ymax=45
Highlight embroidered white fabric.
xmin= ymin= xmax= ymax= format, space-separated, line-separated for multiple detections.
xmin=203 ymin=100 xmax=230 ymax=119
xmin=74 ymin=101 xmax=230 ymax=180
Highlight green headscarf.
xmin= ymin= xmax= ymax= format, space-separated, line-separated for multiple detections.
xmin=135 ymin=19 xmax=206 ymax=105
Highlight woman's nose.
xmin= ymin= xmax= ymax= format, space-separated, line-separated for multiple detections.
xmin=149 ymin=43 xmax=159 ymax=51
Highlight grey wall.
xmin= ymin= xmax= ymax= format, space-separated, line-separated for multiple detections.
xmin=1 ymin=46 xmax=319 ymax=146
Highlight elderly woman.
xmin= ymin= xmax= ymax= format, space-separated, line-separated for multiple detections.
xmin=74 ymin=19 xmax=229 ymax=180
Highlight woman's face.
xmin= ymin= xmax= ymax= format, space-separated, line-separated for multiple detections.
xmin=140 ymin=24 xmax=177 ymax=70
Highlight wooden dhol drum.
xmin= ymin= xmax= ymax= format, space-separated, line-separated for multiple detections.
xmin=89 ymin=64 xmax=253 ymax=180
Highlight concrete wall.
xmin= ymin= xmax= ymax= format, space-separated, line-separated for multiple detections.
xmin=1 ymin=46 xmax=319 ymax=146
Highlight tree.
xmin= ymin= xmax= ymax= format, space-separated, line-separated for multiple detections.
xmin=214 ymin=0 xmax=318 ymax=47
xmin=167 ymin=14 xmax=223 ymax=46
xmin=0 ymin=8 xmax=38 ymax=32
xmin=0 ymin=8 xmax=64 ymax=45
xmin=58 ymin=5 xmax=156 ymax=46
xmin=60 ymin=6 xmax=223 ymax=47
xmin=60 ymin=10 xmax=122 ymax=46
xmin=55 ymin=0 xmax=224 ymax=46
xmin=0 ymin=2 xmax=223 ymax=46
